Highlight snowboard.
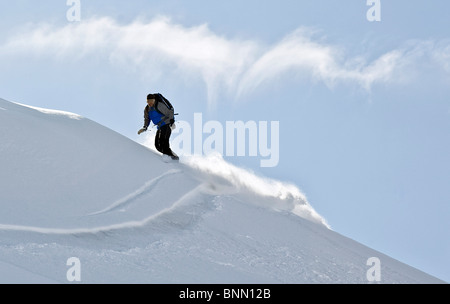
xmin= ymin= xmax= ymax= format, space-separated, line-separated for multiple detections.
xmin=162 ymin=153 xmax=179 ymax=163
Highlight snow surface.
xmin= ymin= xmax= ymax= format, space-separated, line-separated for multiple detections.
xmin=0 ymin=98 xmax=445 ymax=284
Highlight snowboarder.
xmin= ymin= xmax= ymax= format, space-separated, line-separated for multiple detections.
xmin=138 ymin=93 xmax=179 ymax=161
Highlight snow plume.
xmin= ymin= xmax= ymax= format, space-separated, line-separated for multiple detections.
xmin=183 ymin=153 xmax=330 ymax=228
xmin=2 ymin=17 xmax=447 ymax=107
xmin=139 ymin=130 xmax=327 ymax=227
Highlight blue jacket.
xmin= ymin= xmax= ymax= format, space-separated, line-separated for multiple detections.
xmin=143 ymin=99 xmax=174 ymax=130
xmin=147 ymin=106 xmax=165 ymax=129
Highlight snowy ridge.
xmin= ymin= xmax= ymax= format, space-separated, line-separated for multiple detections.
xmin=13 ymin=101 xmax=82 ymax=120
xmin=0 ymin=98 xmax=445 ymax=283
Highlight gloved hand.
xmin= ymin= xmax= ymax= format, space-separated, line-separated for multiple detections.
xmin=138 ymin=127 xmax=147 ymax=135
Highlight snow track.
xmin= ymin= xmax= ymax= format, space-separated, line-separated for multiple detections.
xmin=88 ymin=169 xmax=183 ymax=216
xmin=0 ymin=183 xmax=210 ymax=236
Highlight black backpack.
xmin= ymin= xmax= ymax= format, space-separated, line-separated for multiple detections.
xmin=154 ymin=93 xmax=174 ymax=114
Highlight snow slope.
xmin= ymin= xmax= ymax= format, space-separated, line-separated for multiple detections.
xmin=0 ymin=98 xmax=445 ymax=283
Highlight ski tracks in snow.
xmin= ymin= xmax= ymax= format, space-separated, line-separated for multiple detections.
xmin=0 ymin=168 xmax=215 ymax=237
xmin=0 ymin=184 xmax=209 ymax=236
xmin=88 ymin=169 xmax=182 ymax=216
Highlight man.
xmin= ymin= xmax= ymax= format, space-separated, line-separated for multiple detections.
xmin=138 ymin=93 xmax=179 ymax=161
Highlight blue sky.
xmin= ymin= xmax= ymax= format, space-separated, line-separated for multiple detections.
xmin=0 ymin=0 xmax=449 ymax=282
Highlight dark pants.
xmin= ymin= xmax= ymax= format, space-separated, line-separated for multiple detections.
xmin=155 ymin=124 xmax=175 ymax=156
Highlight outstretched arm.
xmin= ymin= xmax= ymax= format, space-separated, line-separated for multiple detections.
xmin=143 ymin=106 xmax=151 ymax=128
xmin=138 ymin=106 xmax=150 ymax=135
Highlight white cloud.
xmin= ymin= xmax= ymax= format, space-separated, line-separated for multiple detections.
xmin=1 ymin=17 xmax=448 ymax=106
xmin=1 ymin=17 xmax=257 ymax=107
xmin=237 ymin=29 xmax=418 ymax=96
xmin=431 ymin=41 xmax=450 ymax=73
